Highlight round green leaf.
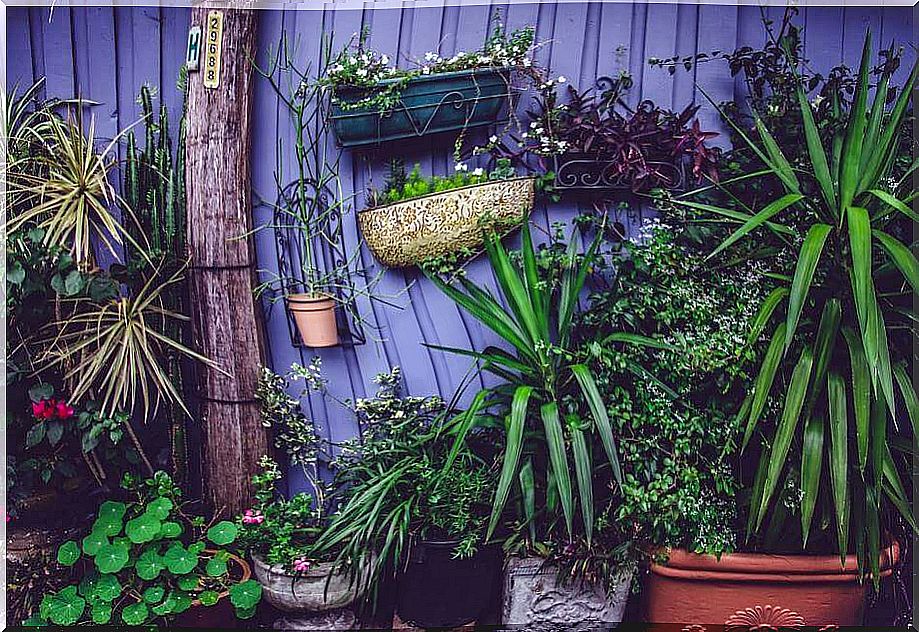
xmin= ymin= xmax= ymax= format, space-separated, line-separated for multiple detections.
xmin=48 ymin=587 xmax=85 ymax=626
xmin=151 ymin=597 xmax=174 ymax=617
xmin=98 ymin=500 xmax=127 ymax=521
xmin=177 ymin=576 xmax=200 ymax=591
xmin=205 ymin=556 xmax=228 ymax=577
xmin=160 ymin=521 xmax=183 ymax=538
xmin=91 ymin=603 xmax=112 ymax=624
xmin=206 ymin=521 xmax=238 ymax=546
xmin=228 ymin=579 xmax=262 ymax=610
xmin=188 ymin=541 xmax=206 ymax=555
xmin=135 ymin=549 xmax=165 ymax=581
xmin=126 ymin=514 xmax=161 ymax=544
xmin=143 ymin=586 xmax=165 ymax=604
xmin=163 ymin=543 xmax=198 ymax=575
xmin=57 ymin=540 xmax=81 ymax=567
xmin=94 ymin=543 xmax=130 ymax=574
xmin=198 ymin=590 xmax=220 ymax=607
xmin=145 ymin=497 xmax=174 ymax=521
xmin=91 ymin=574 xmax=122 ymax=603
xmin=172 ymin=591 xmax=193 ymax=614
xmin=82 ymin=530 xmax=109 ymax=556
xmin=235 ymin=605 xmax=258 ymax=620
xmin=121 ymin=601 xmax=149 ymax=626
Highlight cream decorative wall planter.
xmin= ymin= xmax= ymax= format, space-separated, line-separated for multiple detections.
xmin=501 ymin=556 xmax=634 ymax=626
xmin=358 ymin=177 xmax=536 ymax=268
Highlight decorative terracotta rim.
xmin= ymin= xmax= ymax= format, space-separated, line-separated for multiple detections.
xmin=360 ymin=176 xmax=536 ymax=215
xmin=650 ymin=541 xmax=900 ymax=584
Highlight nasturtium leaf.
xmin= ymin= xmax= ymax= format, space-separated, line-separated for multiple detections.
xmin=126 ymin=514 xmax=161 ymax=544
xmin=136 ymin=549 xmax=165 ymax=581
xmin=160 ymin=521 xmax=183 ymax=538
xmin=121 ymin=602 xmax=149 ymax=626
xmin=57 ymin=540 xmax=81 ymax=567
xmin=145 ymin=497 xmax=174 ymax=521
xmin=206 ymin=521 xmax=238 ymax=546
xmin=91 ymin=602 xmax=113 ymax=624
xmin=177 ymin=576 xmax=200 ymax=591
xmin=235 ymin=605 xmax=258 ymax=620
xmin=48 ymin=586 xmax=86 ymax=626
xmin=82 ymin=530 xmax=109 ymax=556
xmin=205 ymin=556 xmax=228 ymax=577
xmin=91 ymin=574 xmax=122 ymax=603
xmin=98 ymin=501 xmax=127 ymax=522
xmin=94 ymin=543 xmax=130 ymax=574
xmin=164 ymin=543 xmax=198 ymax=574
xmin=172 ymin=591 xmax=193 ymax=614
xmin=188 ymin=541 xmax=206 ymax=555
xmin=152 ymin=597 xmax=175 ymax=617
xmin=40 ymin=593 xmax=54 ymax=619
xmin=143 ymin=586 xmax=166 ymax=604
xmin=198 ymin=590 xmax=220 ymax=607
xmin=228 ymin=580 xmax=262 ymax=610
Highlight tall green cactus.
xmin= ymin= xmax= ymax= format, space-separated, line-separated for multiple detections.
xmin=122 ymin=76 xmax=191 ymax=484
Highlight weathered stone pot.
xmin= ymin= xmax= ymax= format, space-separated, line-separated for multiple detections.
xmin=643 ymin=542 xmax=901 ymax=627
xmin=252 ymin=555 xmax=364 ymax=613
xmin=501 ymin=556 xmax=634 ymax=626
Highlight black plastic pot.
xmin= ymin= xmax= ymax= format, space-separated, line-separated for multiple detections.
xmin=396 ymin=540 xmax=503 ymax=628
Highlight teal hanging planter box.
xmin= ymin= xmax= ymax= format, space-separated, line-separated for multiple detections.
xmin=330 ymin=68 xmax=511 ymax=147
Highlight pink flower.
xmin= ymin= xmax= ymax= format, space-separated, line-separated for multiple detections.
xmin=292 ymin=558 xmax=311 ymax=573
xmin=32 ymin=399 xmax=55 ymax=420
xmin=54 ymin=400 xmax=75 ymax=420
xmin=242 ymin=509 xmax=264 ymax=525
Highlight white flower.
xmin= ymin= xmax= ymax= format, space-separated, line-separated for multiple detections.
xmin=380 ymin=54 xmax=390 ymax=65
xmin=424 ymin=51 xmax=438 ymax=61
xmin=454 ymin=162 xmax=468 ymax=172
xmin=473 ymin=167 xmax=484 ymax=176
xmin=357 ymin=68 xmax=367 ymax=77
xmin=557 ymin=75 xmax=567 ymax=83
xmin=489 ymin=135 xmax=498 ymax=144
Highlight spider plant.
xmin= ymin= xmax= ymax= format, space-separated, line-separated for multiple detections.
xmin=427 ymin=222 xmax=662 ymax=545
xmin=676 ymin=32 xmax=917 ymax=574
xmin=6 ymin=105 xmax=144 ymax=266
xmin=38 ymin=267 xmax=216 ymax=420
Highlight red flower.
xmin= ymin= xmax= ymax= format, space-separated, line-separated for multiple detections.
xmin=32 ymin=399 xmax=55 ymax=420
xmin=54 ymin=400 xmax=75 ymax=420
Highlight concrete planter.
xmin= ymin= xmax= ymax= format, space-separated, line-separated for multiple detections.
xmin=252 ymin=555 xmax=365 ymax=613
xmin=501 ymin=556 xmax=633 ymax=627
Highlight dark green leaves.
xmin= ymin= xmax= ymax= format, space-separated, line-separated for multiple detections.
xmin=486 ymin=386 xmax=531 ymax=539
xmin=57 ymin=540 xmax=81 ymax=567
xmin=541 ymin=402 xmax=573 ymax=538
xmin=785 ymin=224 xmax=832 ymax=349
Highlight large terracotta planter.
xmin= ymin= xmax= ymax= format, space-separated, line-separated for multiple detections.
xmin=286 ymin=293 xmax=339 ymax=348
xmin=252 ymin=554 xmax=366 ymax=613
xmin=643 ymin=542 xmax=901 ymax=628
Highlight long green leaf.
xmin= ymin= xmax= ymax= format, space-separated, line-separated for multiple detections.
xmin=873 ymin=229 xmax=919 ymax=295
xmin=541 ymin=402 xmax=573 ymax=538
xmin=754 ymin=114 xmax=801 ymax=194
xmin=842 ymin=327 xmax=871 ymax=472
xmin=796 ymin=85 xmax=836 ymax=212
xmin=570 ymin=424 xmax=594 ymax=545
xmin=800 ymin=414 xmax=825 ymax=546
xmin=709 ymin=193 xmax=803 ymax=259
xmin=827 ymin=371 xmax=849 ymax=562
xmin=809 ymin=299 xmax=841 ymax=407
xmin=785 ymin=223 xmax=833 ymax=349
xmin=758 ymin=347 xmax=813 ymax=528
xmin=893 ymin=363 xmax=919 ymax=439
xmin=486 ymin=386 xmax=532 ymax=539
xmin=520 ymin=222 xmax=550 ymax=342
xmin=868 ymin=188 xmax=919 ymax=224
xmin=519 ymin=459 xmax=537 ymax=543
xmin=485 ymin=233 xmax=541 ymax=346
xmin=839 ymin=32 xmax=872 ymax=212
xmin=570 ymin=364 xmax=622 ymax=483
xmin=743 ymin=322 xmax=788 ymax=450
xmin=747 ymin=287 xmax=788 ymax=346
xmin=847 ymin=206 xmax=878 ymax=368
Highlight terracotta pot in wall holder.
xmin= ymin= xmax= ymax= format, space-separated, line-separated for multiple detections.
xmin=286 ymin=293 xmax=339 ymax=348
xmin=642 ymin=541 xmax=901 ymax=628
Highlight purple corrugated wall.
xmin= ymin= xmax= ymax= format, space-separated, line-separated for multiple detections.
xmin=7 ymin=2 xmax=915 ymax=493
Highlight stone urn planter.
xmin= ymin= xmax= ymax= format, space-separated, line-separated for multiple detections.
xmin=642 ymin=542 xmax=901 ymax=628
xmin=501 ymin=556 xmax=634 ymax=626
xmin=252 ymin=555 xmax=366 ymax=614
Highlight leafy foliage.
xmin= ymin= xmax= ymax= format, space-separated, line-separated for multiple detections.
xmin=366 ymin=158 xmax=517 ymax=208
xmin=30 ymin=472 xmax=260 ymax=626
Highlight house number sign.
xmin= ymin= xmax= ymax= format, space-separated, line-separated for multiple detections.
xmin=186 ymin=26 xmax=202 ymax=71
xmin=203 ymin=11 xmax=223 ymax=89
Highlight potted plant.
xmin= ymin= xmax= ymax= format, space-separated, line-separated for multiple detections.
xmin=314 ymin=367 xmax=503 ymax=629
xmin=644 ymin=27 xmax=916 ymax=627
xmin=359 ymin=157 xmax=535 ymax=268
xmin=26 ymin=471 xmax=261 ymax=627
xmin=324 ymin=21 xmax=535 ymax=147
xmin=485 ymin=72 xmax=720 ymax=195
xmin=427 ymin=222 xmax=659 ymax=625
xmin=255 ymin=41 xmax=388 ymax=348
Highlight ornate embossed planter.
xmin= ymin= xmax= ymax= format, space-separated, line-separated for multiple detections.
xmin=643 ymin=543 xmax=901 ymax=628
xmin=330 ymin=68 xmax=511 ymax=147
xmin=501 ymin=556 xmax=634 ymax=626
xmin=358 ymin=177 xmax=535 ymax=268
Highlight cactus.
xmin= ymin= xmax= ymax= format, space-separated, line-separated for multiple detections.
xmin=122 ymin=77 xmax=191 ymax=484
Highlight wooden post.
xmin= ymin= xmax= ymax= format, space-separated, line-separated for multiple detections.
xmin=184 ymin=6 xmax=267 ymax=516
